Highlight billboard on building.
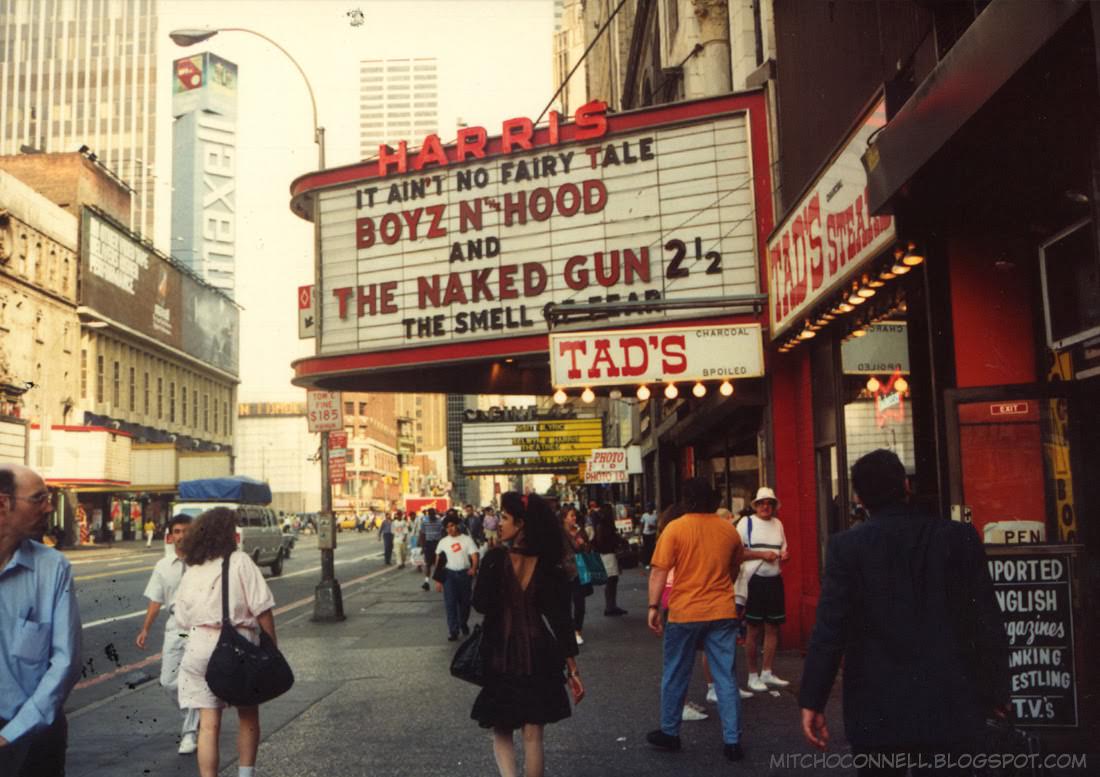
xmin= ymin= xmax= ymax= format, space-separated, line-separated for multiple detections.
xmin=302 ymin=97 xmax=764 ymax=357
xmin=80 ymin=209 xmax=239 ymax=376
xmin=171 ymin=52 xmax=238 ymax=298
xmin=82 ymin=209 xmax=184 ymax=350
xmin=172 ymin=52 xmax=238 ymax=119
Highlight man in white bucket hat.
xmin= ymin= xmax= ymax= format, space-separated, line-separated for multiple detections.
xmin=737 ymin=486 xmax=791 ymax=692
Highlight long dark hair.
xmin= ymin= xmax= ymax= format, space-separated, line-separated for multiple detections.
xmin=501 ymin=492 xmax=564 ymax=565
xmin=179 ymin=507 xmax=237 ymax=565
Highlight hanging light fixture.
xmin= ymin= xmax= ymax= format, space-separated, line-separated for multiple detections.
xmin=798 ymin=322 xmax=816 ymax=340
xmin=837 ymin=301 xmax=855 ymax=313
xmin=857 ymin=274 xmax=877 ymax=297
xmin=891 ymin=247 xmax=911 ymax=275
xmin=692 ymin=382 xmax=706 ymax=398
xmin=866 ymin=376 xmax=881 ymax=393
xmin=903 ymin=241 xmax=925 ymax=267
xmin=664 ymin=383 xmax=679 ymax=400
xmin=719 ymin=380 xmax=734 ymax=396
xmin=553 ymin=388 xmax=567 ymax=405
xmin=581 ymin=387 xmax=595 ymax=403
xmin=636 ymin=384 xmax=651 ymax=401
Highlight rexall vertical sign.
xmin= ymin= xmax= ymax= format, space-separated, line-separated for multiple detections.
xmin=171 ymin=52 xmax=239 ymax=299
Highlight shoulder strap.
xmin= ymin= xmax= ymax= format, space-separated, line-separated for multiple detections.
xmin=745 ymin=516 xmax=753 ymax=548
xmin=220 ymin=554 xmax=231 ymax=625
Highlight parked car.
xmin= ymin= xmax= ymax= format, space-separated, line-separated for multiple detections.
xmin=172 ymin=477 xmax=286 ymax=576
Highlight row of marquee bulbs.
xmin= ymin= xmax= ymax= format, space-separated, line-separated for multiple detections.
xmin=553 ymin=380 xmax=736 ymax=405
xmin=779 ymin=242 xmax=925 ymax=352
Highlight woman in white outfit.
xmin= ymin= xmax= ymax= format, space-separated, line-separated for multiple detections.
xmin=174 ymin=507 xmax=278 ymax=777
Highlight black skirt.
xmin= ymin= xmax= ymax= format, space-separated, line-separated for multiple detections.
xmin=471 ymin=671 xmax=571 ymax=730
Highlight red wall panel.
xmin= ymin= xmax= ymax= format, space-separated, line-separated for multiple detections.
xmin=949 ymin=237 xmax=1037 ymax=387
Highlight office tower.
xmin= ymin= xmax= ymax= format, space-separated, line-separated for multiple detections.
xmin=171 ymin=51 xmax=239 ymax=297
xmin=0 ymin=0 xmax=159 ymax=239
xmin=359 ymin=57 xmax=438 ymax=159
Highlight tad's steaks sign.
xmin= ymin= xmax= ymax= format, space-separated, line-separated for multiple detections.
xmin=550 ymin=324 xmax=763 ymax=388
xmin=300 ymin=98 xmax=763 ymax=356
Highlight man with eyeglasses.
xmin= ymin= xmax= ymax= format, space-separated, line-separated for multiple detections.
xmin=0 ymin=463 xmax=83 ymax=776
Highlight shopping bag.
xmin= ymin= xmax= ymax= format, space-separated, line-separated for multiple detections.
xmin=575 ymin=551 xmax=608 ymax=586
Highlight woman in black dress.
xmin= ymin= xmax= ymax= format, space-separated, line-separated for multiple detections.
xmin=471 ymin=492 xmax=584 ymax=777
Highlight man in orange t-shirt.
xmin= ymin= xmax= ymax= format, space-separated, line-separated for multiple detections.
xmin=645 ymin=477 xmax=745 ymax=762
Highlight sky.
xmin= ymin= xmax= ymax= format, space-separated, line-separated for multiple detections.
xmin=154 ymin=0 xmax=556 ymax=402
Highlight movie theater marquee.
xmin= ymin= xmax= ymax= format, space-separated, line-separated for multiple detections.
xmin=315 ymin=101 xmax=760 ymax=355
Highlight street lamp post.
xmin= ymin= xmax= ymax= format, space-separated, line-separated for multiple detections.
xmin=170 ymin=27 xmax=343 ymax=621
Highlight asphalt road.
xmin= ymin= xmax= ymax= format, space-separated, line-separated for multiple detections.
xmin=67 ymin=531 xmax=390 ymax=715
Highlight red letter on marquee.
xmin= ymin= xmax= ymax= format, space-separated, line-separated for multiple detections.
xmin=588 ymin=338 xmax=620 ymax=379
xmin=413 ymin=134 xmax=448 ymax=171
xmin=501 ymin=117 xmax=534 ymax=153
xmin=455 ymin=126 xmax=487 ymax=161
xmin=574 ymin=101 xmax=608 ymax=141
xmin=377 ymin=141 xmax=408 ymax=176
xmin=332 ymin=287 xmax=353 ymax=319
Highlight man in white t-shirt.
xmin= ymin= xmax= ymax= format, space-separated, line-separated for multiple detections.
xmin=135 ymin=514 xmax=199 ymax=755
xmin=391 ymin=511 xmax=410 ymax=568
xmin=737 ymin=487 xmax=791 ymax=692
xmin=640 ymin=502 xmax=658 ymax=569
xmin=433 ymin=515 xmax=479 ymax=641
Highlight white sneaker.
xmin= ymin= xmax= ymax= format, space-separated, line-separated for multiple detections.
xmin=761 ymin=670 xmax=790 ymax=687
xmin=747 ymin=673 xmax=768 ymax=692
xmin=705 ymin=684 xmax=717 ymax=703
xmin=178 ymin=733 xmax=197 ymax=755
xmin=575 ymin=631 xmax=584 ymax=646
xmin=740 ymin=688 xmax=754 ymax=699
xmin=681 ymin=702 xmax=708 ymax=721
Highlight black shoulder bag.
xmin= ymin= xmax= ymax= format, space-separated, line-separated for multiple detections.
xmin=450 ymin=623 xmax=486 ymax=686
xmin=205 ymin=555 xmax=295 ymax=706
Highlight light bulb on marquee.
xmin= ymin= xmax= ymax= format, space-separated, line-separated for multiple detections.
xmin=866 ymin=376 xmax=881 ymax=393
xmin=692 ymin=382 xmax=706 ymax=398
xmin=608 ymin=389 xmax=622 ymax=400
xmin=636 ymin=385 xmax=651 ymax=401
xmin=719 ymin=381 xmax=734 ymax=397
xmin=553 ymin=388 xmax=567 ymax=405
xmin=894 ymin=376 xmax=909 ymax=393
xmin=581 ymin=387 xmax=595 ymax=403
xmin=664 ymin=383 xmax=679 ymax=400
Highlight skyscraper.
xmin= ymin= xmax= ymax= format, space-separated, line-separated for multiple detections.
xmin=359 ymin=57 xmax=438 ymax=159
xmin=0 ymin=0 xmax=159 ymax=239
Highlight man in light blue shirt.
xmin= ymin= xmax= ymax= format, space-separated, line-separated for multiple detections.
xmin=0 ymin=464 xmax=83 ymax=776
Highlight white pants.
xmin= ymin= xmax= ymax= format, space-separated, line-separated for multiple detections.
xmin=161 ymin=625 xmax=200 ymax=737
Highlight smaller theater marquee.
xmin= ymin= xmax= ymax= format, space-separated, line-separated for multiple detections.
xmin=461 ymin=408 xmax=604 ymax=475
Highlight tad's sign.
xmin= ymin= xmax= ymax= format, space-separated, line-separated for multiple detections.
xmin=549 ymin=324 xmax=764 ymax=389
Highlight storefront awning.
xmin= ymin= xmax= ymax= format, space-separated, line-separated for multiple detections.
xmin=865 ymin=0 xmax=1086 ymax=215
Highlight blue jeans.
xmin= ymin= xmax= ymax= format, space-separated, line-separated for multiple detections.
xmin=443 ymin=569 xmax=472 ymax=636
xmin=660 ymin=618 xmax=742 ymax=744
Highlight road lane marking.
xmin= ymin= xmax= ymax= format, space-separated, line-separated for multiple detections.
xmin=79 ymin=551 xmax=383 ymax=629
xmin=72 ymin=563 xmax=399 ymax=694
xmin=75 ymin=563 xmax=157 ymax=582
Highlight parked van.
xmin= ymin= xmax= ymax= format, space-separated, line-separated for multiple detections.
xmin=172 ymin=476 xmax=286 ymax=576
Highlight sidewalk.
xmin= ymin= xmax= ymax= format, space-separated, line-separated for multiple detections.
xmin=66 ymin=561 xmax=844 ymax=777
xmin=245 ymin=565 xmax=843 ymax=777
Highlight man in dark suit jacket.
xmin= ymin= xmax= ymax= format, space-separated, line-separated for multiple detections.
xmin=799 ymin=449 xmax=1009 ymax=773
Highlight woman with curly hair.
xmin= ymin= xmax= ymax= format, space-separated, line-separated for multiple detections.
xmin=173 ymin=507 xmax=278 ymax=777
xmin=471 ymin=492 xmax=584 ymax=777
